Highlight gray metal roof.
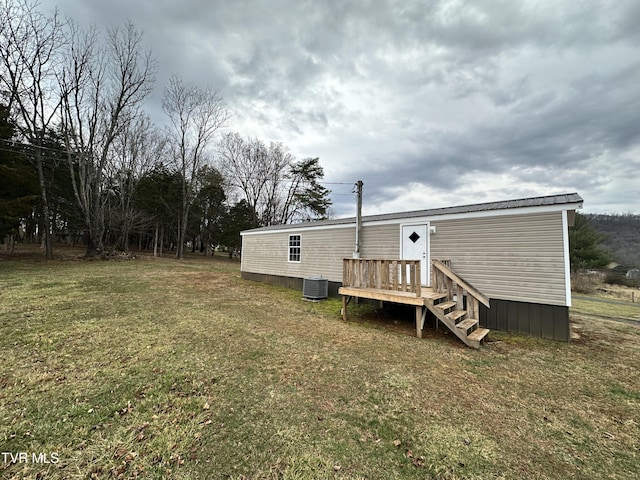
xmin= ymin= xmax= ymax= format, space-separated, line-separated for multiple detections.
xmin=243 ymin=192 xmax=583 ymax=233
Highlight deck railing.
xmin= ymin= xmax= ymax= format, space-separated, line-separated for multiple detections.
xmin=343 ymin=258 xmax=421 ymax=296
xmin=432 ymin=259 xmax=490 ymax=319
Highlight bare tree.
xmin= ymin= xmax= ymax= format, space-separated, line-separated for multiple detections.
xmin=0 ymin=0 xmax=66 ymax=258
xmin=162 ymin=74 xmax=230 ymax=260
xmin=60 ymin=21 xmax=156 ymax=256
xmin=106 ymin=115 xmax=165 ymax=252
xmin=260 ymin=141 xmax=295 ymax=225
xmin=218 ymin=132 xmax=331 ymax=226
xmin=217 ymin=132 xmax=266 ymax=214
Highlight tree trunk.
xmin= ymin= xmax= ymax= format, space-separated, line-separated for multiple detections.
xmin=5 ymin=235 xmax=15 ymax=252
xmin=153 ymin=222 xmax=158 ymax=257
xmin=175 ymin=216 xmax=183 ymax=259
xmin=175 ymin=202 xmax=190 ymax=260
xmin=122 ymin=226 xmax=130 ymax=253
xmin=85 ymin=233 xmax=99 ymax=257
xmin=35 ymin=152 xmax=53 ymax=259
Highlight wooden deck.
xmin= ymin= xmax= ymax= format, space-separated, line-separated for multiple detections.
xmin=339 ymin=259 xmax=491 ymax=349
xmin=338 ymin=286 xmax=428 ymax=306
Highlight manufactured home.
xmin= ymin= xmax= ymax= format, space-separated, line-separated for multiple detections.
xmin=241 ymin=193 xmax=583 ymax=343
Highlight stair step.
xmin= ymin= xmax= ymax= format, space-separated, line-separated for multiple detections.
xmin=446 ymin=309 xmax=467 ymax=324
xmin=456 ymin=318 xmax=478 ymax=336
xmin=423 ymin=291 xmax=448 ymax=301
xmin=422 ymin=292 xmax=448 ymax=305
xmin=434 ymin=301 xmax=456 ymax=313
xmin=467 ymin=327 xmax=490 ymax=343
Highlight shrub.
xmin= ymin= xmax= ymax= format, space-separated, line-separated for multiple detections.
xmin=571 ymin=272 xmax=597 ymax=294
xmin=604 ymin=273 xmax=640 ymax=288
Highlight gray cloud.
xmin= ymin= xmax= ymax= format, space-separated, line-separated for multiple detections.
xmin=40 ymin=0 xmax=640 ymax=215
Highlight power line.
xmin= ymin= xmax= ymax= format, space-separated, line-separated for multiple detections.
xmin=0 ymin=145 xmax=63 ymax=159
xmin=0 ymin=145 xmax=69 ymax=166
xmin=1 ymin=141 xmax=361 ymax=201
xmin=0 ymin=137 xmax=72 ymax=155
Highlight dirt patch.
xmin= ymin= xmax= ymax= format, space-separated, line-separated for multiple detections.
xmin=569 ymin=317 xmax=598 ymax=344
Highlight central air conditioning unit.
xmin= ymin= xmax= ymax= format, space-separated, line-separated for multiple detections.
xmin=303 ymin=276 xmax=328 ymax=300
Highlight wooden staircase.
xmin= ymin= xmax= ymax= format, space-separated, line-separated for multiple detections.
xmin=339 ymin=258 xmax=491 ymax=349
xmin=424 ymin=260 xmax=490 ymax=349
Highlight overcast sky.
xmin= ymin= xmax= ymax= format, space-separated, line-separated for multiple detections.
xmin=40 ymin=0 xmax=640 ymax=217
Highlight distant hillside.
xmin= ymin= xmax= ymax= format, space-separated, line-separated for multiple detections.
xmin=586 ymin=213 xmax=640 ymax=268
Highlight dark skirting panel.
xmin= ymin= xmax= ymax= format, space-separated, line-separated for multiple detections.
xmin=480 ymin=299 xmax=569 ymax=342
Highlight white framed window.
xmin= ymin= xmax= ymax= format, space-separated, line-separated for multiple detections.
xmin=288 ymin=234 xmax=301 ymax=262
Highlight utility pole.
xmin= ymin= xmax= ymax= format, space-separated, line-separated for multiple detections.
xmin=353 ymin=180 xmax=363 ymax=258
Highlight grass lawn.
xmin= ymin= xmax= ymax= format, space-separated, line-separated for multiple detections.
xmin=571 ymin=298 xmax=640 ymax=322
xmin=1 ymin=250 xmax=638 ymax=479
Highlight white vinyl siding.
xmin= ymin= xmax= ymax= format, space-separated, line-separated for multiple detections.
xmin=241 ymin=210 xmax=570 ymax=306
xmin=360 ymin=224 xmax=400 ymax=258
xmin=242 ymin=228 xmax=355 ymax=282
xmin=430 ymin=211 xmax=567 ymax=306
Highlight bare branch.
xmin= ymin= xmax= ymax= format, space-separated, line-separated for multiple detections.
xmin=0 ymin=0 xmax=68 ymax=257
xmin=162 ymin=74 xmax=230 ymax=259
xmin=59 ymin=18 xmax=157 ymax=256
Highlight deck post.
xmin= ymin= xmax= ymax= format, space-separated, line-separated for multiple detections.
xmin=415 ymin=306 xmax=423 ymax=339
xmin=342 ymin=295 xmax=348 ymax=321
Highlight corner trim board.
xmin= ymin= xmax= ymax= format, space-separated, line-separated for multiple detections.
xmin=562 ymin=209 xmax=572 ymax=307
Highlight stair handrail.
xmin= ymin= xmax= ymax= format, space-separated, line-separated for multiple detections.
xmin=432 ymin=259 xmax=490 ymax=308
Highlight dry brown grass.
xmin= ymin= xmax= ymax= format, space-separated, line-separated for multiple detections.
xmin=573 ymin=272 xmax=639 ymax=303
xmin=0 ymin=247 xmax=638 ymax=479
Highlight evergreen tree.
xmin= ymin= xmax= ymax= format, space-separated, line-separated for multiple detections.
xmin=0 ymin=104 xmax=39 ymax=238
xmin=220 ymin=200 xmax=258 ymax=257
xmin=569 ymin=212 xmax=612 ymax=271
xmin=135 ymin=164 xmax=182 ymax=256
xmin=191 ymin=165 xmax=226 ymax=255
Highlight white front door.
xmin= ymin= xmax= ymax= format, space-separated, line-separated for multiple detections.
xmin=401 ymin=224 xmax=429 ymax=286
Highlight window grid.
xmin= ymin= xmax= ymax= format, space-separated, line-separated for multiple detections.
xmin=288 ymin=235 xmax=301 ymax=262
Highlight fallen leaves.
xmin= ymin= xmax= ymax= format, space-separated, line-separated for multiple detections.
xmin=117 ymin=400 xmax=133 ymax=416
xmin=134 ymin=422 xmax=150 ymax=442
xmin=405 ymin=449 xmax=425 ymax=468
xmin=110 ymin=448 xmax=141 ymax=479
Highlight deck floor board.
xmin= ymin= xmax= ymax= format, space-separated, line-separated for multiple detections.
xmin=338 ymin=286 xmax=445 ymax=306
